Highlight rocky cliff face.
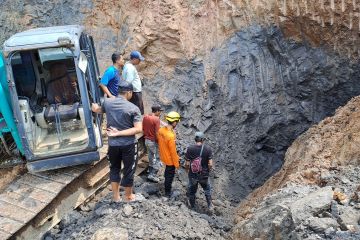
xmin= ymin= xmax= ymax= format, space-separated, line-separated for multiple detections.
xmin=1 ymin=0 xmax=360 ymax=203
xmin=233 ymin=96 xmax=360 ymax=239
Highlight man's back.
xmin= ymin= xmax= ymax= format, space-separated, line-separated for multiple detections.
xmin=100 ymin=66 xmax=120 ymax=96
xmin=143 ymin=114 xmax=160 ymax=142
xmin=186 ymin=144 xmax=212 ymax=174
xmin=157 ymin=127 xmax=179 ymax=167
xmin=103 ymin=96 xmax=141 ymax=146
xmin=122 ymin=62 xmax=141 ymax=92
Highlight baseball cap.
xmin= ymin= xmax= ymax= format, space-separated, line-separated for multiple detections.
xmin=151 ymin=104 xmax=164 ymax=112
xmin=118 ymin=81 xmax=133 ymax=91
xmin=195 ymin=131 xmax=205 ymax=139
xmin=130 ymin=50 xmax=145 ymax=61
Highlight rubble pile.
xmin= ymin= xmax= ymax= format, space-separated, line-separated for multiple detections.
xmin=233 ymin=167 xmax=360 ymax=239
xmin=45 ymin=175 xmax=234 ymax=240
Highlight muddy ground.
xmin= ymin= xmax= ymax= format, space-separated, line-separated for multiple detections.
xmin=44 ymin=170 xmax=235 ymax=240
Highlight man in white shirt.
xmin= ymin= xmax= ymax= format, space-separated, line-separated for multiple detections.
xmin=122 ymin=50 xmax=145 ymax=114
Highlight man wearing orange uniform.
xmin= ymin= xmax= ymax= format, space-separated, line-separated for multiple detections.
xmin=157 ymin=111 xmax=181 ymax=197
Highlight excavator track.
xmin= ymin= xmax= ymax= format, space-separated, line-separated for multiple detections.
xmin=0 ymin=137 xmax=146 ymax=240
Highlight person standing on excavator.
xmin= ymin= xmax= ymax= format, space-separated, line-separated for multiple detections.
xmin=185 ymin=132 xmax=214 ymax=212
xmin=99 ymin=52 xmax=124 ymax=98
xmin=92 ymin=81 xmax=142 ymax=202
xmin=157 ymin=111 xmax=181 ymax=197
xmin=143 ymin=104 xmax=164 ymax=183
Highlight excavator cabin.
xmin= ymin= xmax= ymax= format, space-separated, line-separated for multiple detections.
xmin=2 ymin=25 xmax=103 ymax=172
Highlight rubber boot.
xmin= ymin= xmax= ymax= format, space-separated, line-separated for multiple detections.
xmin=147 ymin=166 xmax=153 ymax=175
xmin=189 ymin=195 xmax=196 ymax=210
xmin=206 ymin=195 xmax=214 ymax=214
xmin=147 ymin=167 xmax=159 ymax=183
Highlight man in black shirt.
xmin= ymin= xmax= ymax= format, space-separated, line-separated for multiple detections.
xmin=185 ymin=132 xmax=213 ymax=212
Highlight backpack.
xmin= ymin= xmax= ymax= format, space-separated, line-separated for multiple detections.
xmin=190 ymin=145 xmax=204 ymax=174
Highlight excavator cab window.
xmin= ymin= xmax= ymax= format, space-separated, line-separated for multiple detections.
xmin=11 ymin=52 xmax=37 ymax=98
xmin=9 ymin=48 xmax=90 ymax=160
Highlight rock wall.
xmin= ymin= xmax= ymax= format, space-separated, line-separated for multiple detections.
xmin=1 ymin=0 xmax=360 ymax=202
xmin=232 ymin=96 xmax=360 ymax=239
xmin=187 ymin=25 xmax=360 ymax=201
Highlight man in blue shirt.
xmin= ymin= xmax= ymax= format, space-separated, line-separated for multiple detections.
xmin=100 ymin=52 xmax=124 ymax=98
xmin=122 ymin=50 xmax=145 ymax=114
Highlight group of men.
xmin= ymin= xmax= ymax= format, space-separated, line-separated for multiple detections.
xmin=92 ymin=51 xmax=214 ymax=211
xmin=99 ymin=51 xmax=144 ymax=114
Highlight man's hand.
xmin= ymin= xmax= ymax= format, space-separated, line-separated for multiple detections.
xmin=208 ymin=159 xmax=213 ymax=171
xmin=185 ymin=161 xmax=190 ymax=173
xmin=100 ymin=84 xmax=115 ymax=99
xmin=91 ymin=103 xmax=102 ymax=113
xmin=106 ymin=127 xmax=120 ymax=137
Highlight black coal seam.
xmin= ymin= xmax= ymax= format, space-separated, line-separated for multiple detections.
xmin=146 ymin=25 xmax=360 ymax=202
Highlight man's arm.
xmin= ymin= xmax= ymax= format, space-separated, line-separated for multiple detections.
xmin=208 ymin=159 xmax=213 ymax=170
xmin=91 ymin=103 xmax=103 ymax=114
xmin=99 ymin=84 xmax=115 ymax=98
xmin=184 ymin=148 xmax=190 ymax=171
xmin=107 ymin=122 xmax=142 ymax=137
xmin=154 ymin=119 xmax=160 ymax=142
xmin=169 ymin=139 xmax=180 ymax=168
xmin=185 ymin=159 xmax=190 ymax=172
xmin=100 ymin=68 xmax=115 ymax=98
xmin=123 ymin=64 xmax=135 ymax=84
xmin=208 ymin=148 xmax=213 ymax=170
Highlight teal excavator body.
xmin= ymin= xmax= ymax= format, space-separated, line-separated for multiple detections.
xmin=0 ymin=52 xmax=24 ymax=155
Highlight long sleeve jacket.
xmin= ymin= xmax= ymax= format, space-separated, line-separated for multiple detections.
xmin=157 ymin=126 xmax=180 ymax=168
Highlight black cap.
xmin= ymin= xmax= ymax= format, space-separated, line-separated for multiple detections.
xmin=118 ymin=81 xmax=133 ymax=92
xmin=151 ymin=104 xmax=164 ymax=112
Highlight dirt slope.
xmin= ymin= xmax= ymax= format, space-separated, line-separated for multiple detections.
xmin=233 ymin=96 xmax=360 ymax=239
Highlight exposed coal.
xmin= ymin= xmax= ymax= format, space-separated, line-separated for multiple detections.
xmin=144 ymin=25 xmax=360 ymax=202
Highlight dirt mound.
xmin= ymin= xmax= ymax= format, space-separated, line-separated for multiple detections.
xmin=45 ymin=174 xmax=234 ymax=240
xmin=233 ymin=96 xmax=360 ymax=239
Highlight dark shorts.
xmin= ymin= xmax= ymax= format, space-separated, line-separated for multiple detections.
xmin=130 ymin=92 xmax=144 ymax=114
xmin=107 ymin=144 xmax=137 ymax=187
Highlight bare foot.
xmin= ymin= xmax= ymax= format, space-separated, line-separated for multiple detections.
xmin=113 ymin=195 xmax=122 ymax=202
xmin=124 ymin=193 xmax=136 ymax=202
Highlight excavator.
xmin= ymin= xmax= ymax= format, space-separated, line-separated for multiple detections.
xmin=0 ymin=25 xmax=104 ymax=172
xmin=0 ymin=25 xmax=147 ymax=239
